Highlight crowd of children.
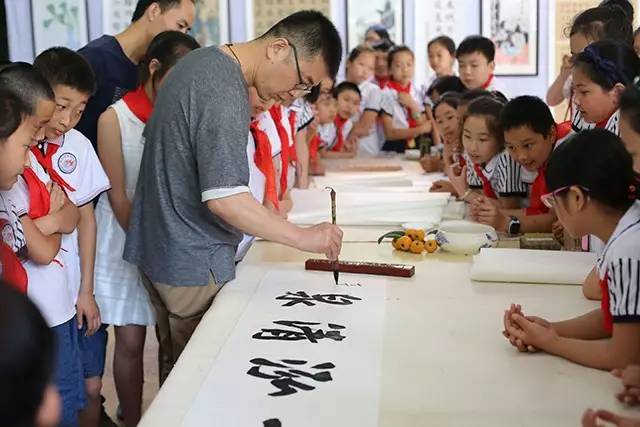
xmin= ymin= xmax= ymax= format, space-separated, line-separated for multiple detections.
xmin=4 ymin=0 xmax=640 ymax=425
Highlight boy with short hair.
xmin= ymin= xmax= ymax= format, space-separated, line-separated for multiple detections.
xmin=76 ymin=0 xmax=196 ymax=148
xmin=456 ymin=35 xmax=509 ymax=96
xmin=319 ymin=82 xmax=361 ymax=158
xmin=470 ymin=96 xmax=573 ymax=235
xmin=33 ymin=47 xmax=111 ymax=427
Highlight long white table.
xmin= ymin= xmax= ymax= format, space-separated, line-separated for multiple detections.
xmin=139 ymin=161 xmax=639 ymax=426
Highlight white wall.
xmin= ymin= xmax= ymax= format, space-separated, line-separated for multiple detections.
xmin=7 ymin=0 xmax=550 ymax=97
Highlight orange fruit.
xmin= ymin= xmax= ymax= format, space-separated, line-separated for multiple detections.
xmin=415 ymin=229 xmax=426 ymax=241
xmin=392 ymin=238 xmax=400 ymax=250
xmin=425 ymin=239 xmax=438 ymax=253
xmin=409 ymin=240 xmax=425 ymax=254
xmin=396 ymin=236 xmax=412 ymax=251
xmin=405 ymin=229 xmax=421 ymax=241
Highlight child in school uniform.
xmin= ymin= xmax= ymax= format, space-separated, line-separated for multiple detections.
xmin=32 ymin=47 xmax=112 ymax=427
xmin=456 ymin=36 xmax=509 ymax=97
xmin=0 ymin=87 xmax=34 ymax=292
xmin=447 ymin=96 xmax=527 ymax=209
xmin=422 ymin=36 xmax=457 ymax=107
xmin=470 ymin=96 xmax=573 ymax=235
xmin=570 ymin=40 xmax=640 ymax=135
xmin=318 ymin=82 xmax=361 ymax=159
xmin=94 ymin=31 xmax=199 ymax=425
xmin=379 ymin=46 xmax=432 ymax=153
xmin=0 ymin=63 xmax=85 ymax=427
xmin=565 ymin=40 xmax=640 ymax=262
xmin=372 ymin=39 xmax=394 ymax=89
xmin=307 ymin=91 xmax=336 ymax=173
xmin=343 ymin=45 xmax=383 ymax=157
xmin=502 ymin=129 xmax=640 ymax=371
xmin=427 ymin=94 xmax=464 ymax=191
xmin=583 ymin=83 xmax=640 ymax=427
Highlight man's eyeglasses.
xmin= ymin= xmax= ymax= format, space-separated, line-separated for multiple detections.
xmin=540 ymin=185 xmax=591 ymax=208
xmin=289 ymin=42 xmax=319 ymax=95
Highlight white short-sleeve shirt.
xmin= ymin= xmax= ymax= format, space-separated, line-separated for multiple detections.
xmin=0 ymin=191 xmax=27 ymax=258
xmin=8 ymin=163 xmax=76 ymax=327
xmin=465 ymin=151 xmax=528 ymax=197
xmin=379 ymin=83 xmax=424 ymax=131
xmin=597 ymin=201 xmax=640 ymax=322
xmin=38 ymin=130 xmax=111 ymax=303
xmin=355 ymin=80 xmax=383 ymax=156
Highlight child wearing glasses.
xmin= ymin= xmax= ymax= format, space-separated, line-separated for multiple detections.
xmin=502 ymin=129 xmax=640 ymax=371
xmin=469 ymin=96 xmax=572 ymax=235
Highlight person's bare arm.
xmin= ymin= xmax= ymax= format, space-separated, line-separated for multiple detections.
xmin=20 ymin=216 xmax=62 ymax=265
xmin=582 ymin=267 xmax=602 ymax=301
xmin=76 ymin=203 xmax=101 ymax=334
xmin=294 ymin=129 xmax=310 ymax=189
xmin=546 ymin=55 xmax=572 ymax=106
xmin=381 ymin=114 xmax=430 ymax=140
xmin=207 ymin=192 xmax=342 ymax=260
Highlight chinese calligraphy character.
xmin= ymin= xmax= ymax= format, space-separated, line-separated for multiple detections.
xmin=263 ymin=419 xmax=282 ymax=427
xmin=252 ymin=320 xmax=346 ymax=343
xmin=275 ymin=291 xmax=362 ymax=307
xmin=248 ymin=358 xmax=336 ymax=397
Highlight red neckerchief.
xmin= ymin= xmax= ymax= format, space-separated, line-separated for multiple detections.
xmin=249 ymin=119 xmax=279 ymax=210
xmin=309 ymin=134 xmax=321 ymax=160
xmin=30 ymin=139 xmax=76 ymax=193
xmin=268 ymin=106 xmax=291 ymax=200
xmin=594 ymin=110 xmax=616 ymax=130
xmin=332 ymin=115 xmax=349 ymax=152
xmin=21 ymin=167 xmax=51 ymax=219
xmin=123 ymin=85 xmax=153 ymax=124
xmin=525 ymin=166 xmax=549 ymax=215
xmin=600 ymin=272 xmax=613 ymax=333
xmin=472 ymin=162 xmax=498 ymax=199
xmin=387 ymin=80 xmax=418 ymax=128
xmin=288 ymin=110 xmax=298 ymax=163
xmin=0 ymin=217 xmax=27 ymax=294
xmin=481 ymin=74 xmax=495 ymax=90
xmin=376 ymin=75 xmax=390 ymax=89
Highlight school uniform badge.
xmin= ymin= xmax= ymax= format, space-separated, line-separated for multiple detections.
xmin=58 ymin=152 xmax=78 ymax=174
xmin=1 ymin=221 xmax=15 ymax=248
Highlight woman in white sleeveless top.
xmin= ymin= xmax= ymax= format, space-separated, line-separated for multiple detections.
xmin=93 ymin=32 xmax=199 ymax=427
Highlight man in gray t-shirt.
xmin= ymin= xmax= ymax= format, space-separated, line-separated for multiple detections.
xmin=123 ymin=10 xmax=343 ymax=382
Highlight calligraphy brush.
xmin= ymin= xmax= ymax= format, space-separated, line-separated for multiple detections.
xmin=326 ymin=187 xmax=339 ymax=285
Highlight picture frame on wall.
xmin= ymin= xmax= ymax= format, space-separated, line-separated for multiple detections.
xmin=245 ymin=0 xmax=332 ymax=40
xmin=31 ymin=0 xmax=88 ymax=55
xmin=346 ymin=0 xmax=403 ymax=52
xmin=481 ymin=0 xmax=538 ymax=76
xmin=413 ymin=0 xmax=480 ymax=85
xmin=191 ymin=0 xmax=229 ymax=46
xmin=102 ymin=0 xmax=137 ymax=36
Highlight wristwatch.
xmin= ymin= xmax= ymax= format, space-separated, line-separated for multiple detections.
xmin=507 ymin=216 xmax=521 ymax=236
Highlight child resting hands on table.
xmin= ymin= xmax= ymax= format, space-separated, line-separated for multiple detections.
xmin=502 ymin=129 xmax=640 ymax=371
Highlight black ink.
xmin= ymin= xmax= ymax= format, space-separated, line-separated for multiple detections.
xmin=336 ymin=282 xmax=362 ymax=287
xmin=263 ymin=419 xmax=282 ymax=427
xmin=276 ymin=291 xmax=362 ymax=307
xmin=248 ymin=358 xmax=336 ymax=397
xmin=252 ymin=320 xmax=346 ymax=343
